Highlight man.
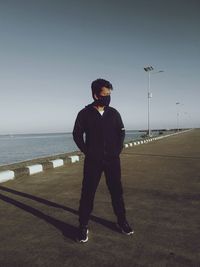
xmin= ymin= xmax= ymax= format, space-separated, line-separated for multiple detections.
xmin=73 ymin=78 xmax=133 ymax=243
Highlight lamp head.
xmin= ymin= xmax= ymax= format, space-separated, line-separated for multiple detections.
xmin=144 ymin=66 xmax=154 ymax=72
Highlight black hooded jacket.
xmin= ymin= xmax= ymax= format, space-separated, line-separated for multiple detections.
xmin=73 ymin=103 xmax=125 ymax=161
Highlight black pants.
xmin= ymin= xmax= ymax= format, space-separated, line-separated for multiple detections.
xmin=79 ymin=157 xmax=126 ymax=226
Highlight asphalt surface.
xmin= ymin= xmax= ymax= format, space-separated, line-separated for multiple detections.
xmin=0 ymin=129 xmax=199 ymax=267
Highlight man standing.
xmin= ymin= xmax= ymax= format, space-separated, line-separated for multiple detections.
xmin=73 ymin=78 xmax=133 ymax=243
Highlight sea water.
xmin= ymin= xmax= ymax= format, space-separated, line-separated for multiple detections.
xmin=0 ymin=130 xmax=149 ymax=166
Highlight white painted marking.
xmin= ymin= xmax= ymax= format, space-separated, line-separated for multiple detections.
xmin=50 ymin=159 xmax=64 ymax=168
xmin=0 ymin=170 xmax=15 ymax=183
xmin=69 ymin=155 xmax=79 ymax=163
xmin=27 ymin=164 xmax=43 ymax=175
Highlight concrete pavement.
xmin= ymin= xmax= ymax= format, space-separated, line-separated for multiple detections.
xmin=0 ymin=129 xmax=199 ymax=267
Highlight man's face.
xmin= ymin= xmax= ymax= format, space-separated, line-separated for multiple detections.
xmin=95 ymin=87 xmax=111 ymax=99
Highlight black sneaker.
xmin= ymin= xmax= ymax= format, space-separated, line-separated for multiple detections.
xmin=77 ymin=225 xmax=89 ymax=243
xmin=118 ymin=221 xmax=134 ymax=235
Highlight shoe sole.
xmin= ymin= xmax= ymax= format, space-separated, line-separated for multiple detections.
xmin=121 ymin=229 xmax=134 ymax=235
xmin=77 ymin=229 xmax=89 ymax=243
xmin=117 ymin=224 xmax=134 ymax=235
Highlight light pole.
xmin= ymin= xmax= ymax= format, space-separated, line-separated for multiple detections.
xmin=144 ymin=66 xmax=164 ymax=137
xmin=176 ymin=102 xmax=180 ymax=131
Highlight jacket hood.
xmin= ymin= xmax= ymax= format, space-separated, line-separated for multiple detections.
xmin=85 ymin=102 xmax=95 ymax=109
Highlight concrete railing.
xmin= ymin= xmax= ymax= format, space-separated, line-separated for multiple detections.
xmin=123 ymin=129 xmax=192 ymax=148
xmin=0 ymin=153 xmax=82 ymax=184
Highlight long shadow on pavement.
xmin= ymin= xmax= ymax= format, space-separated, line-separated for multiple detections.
xmin=0 ymin=192 xmax=77 ymax=241
xmin=0 ymin=186 xmax=119 ymax=238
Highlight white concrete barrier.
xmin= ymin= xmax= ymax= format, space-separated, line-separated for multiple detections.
xmin=50 ymin=159 xmax=64 ymax=168
xmin=27 ymin=164 xmax=43 ymax=175
xmin=69 ymin=155 xmax=79 ymax=163
xmin=129 ymin=143 xmax=133 ymax=147
xmin=125 ymin=144 xmax=129 ymax=148
xmin=0 ymin=170 xmax=15 ymax=183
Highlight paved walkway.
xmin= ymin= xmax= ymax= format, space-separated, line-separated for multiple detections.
xmin=0 ymin=129 xmax=199 ymax=267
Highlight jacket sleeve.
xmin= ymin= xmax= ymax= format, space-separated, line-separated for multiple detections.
xmin=116 ymin=111 xmax=125 ymax=153
xmin=73 ymin=111 xmax=87 ymax=154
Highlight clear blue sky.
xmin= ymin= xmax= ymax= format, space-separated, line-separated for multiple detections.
xmin=0 ymin=0 xmax=199 ymax=134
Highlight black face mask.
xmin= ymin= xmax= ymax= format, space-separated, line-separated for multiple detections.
xmin=94 ymin=95 xmax=111 ymax=107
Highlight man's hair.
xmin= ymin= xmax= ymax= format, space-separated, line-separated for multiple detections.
xmin=91 ymin=78 xmax=113 ymax=99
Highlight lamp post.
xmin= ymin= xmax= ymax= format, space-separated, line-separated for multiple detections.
xmin=144 ymin=66 xmax=164 ymax=137
xmin=176 ymin=102 xmax=180 ymax=131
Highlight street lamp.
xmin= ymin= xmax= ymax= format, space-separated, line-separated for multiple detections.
xmin=176 ymin=102 xmax=180 ymax=131
xmin=144 ymin=66 xmax=164 ymax=137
